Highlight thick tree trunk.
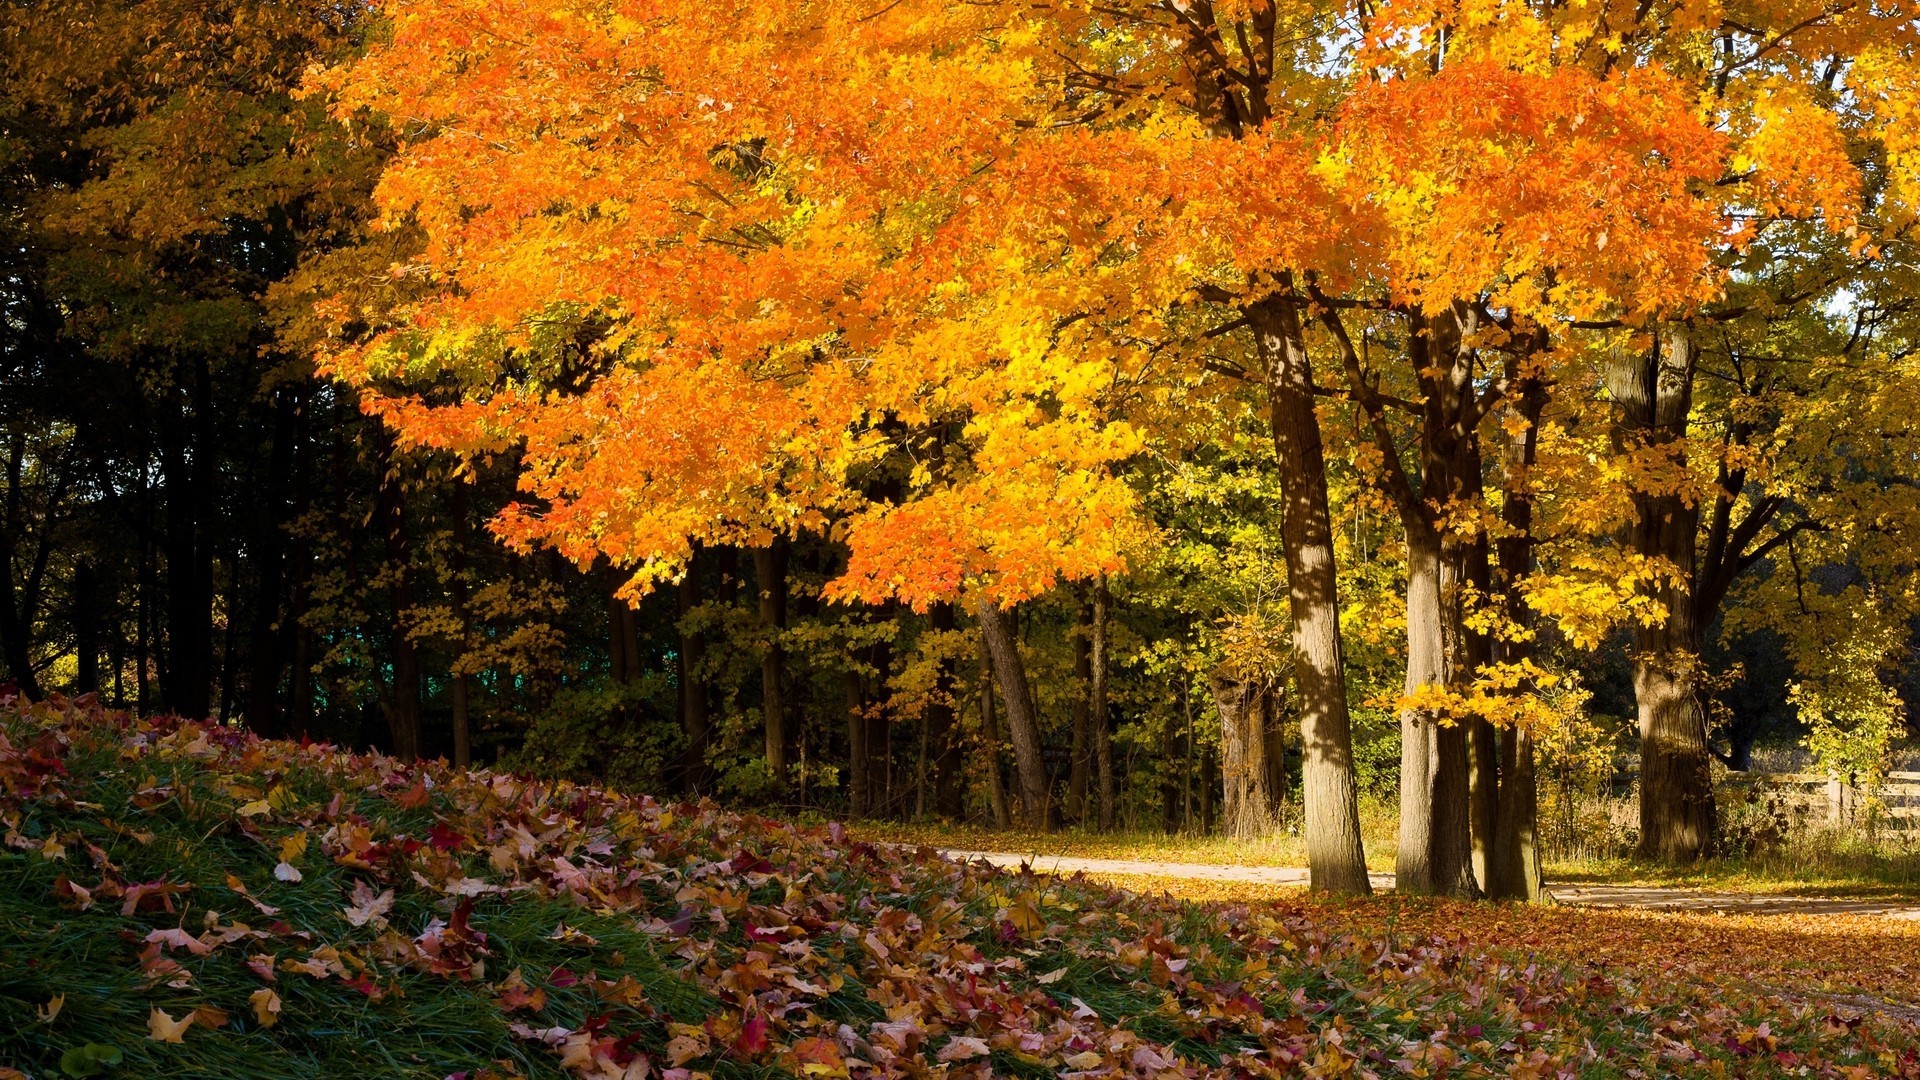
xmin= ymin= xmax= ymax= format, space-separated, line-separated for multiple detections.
xmin=376 ymin=433 xmax=422 ymax=760
xmin=925 ymin=602 xmax=965 ymax=817
xmin=1246 ymin=293 xmax=1371 ymax=894
xmin=1396 ymin=529 xmax=1475 ymax=896
xmin=1213 ymin=670 xmax=1276 ymax=839
xmin=978 ymin=598 xmax=1051 ymax=830
xmin=677 ymin=558 xmax=711 ymax=793
xmin=1092 ymin=577 xmax=1116 ymax=832
xmin=755 ymin=540 xmax=790 ymax=790
xmin=1608 ymin=327 xmax=1715 ymax=861
xmin=1067 ymin=593 xmax=1094 ymax=822
xmin=978 ymin=633 xmax=1012 ymax=828
xmin=1488 ymin=360 xmax=1548 ymax=901
xmin=1364 ymin=305 xmax=1478 ymax=899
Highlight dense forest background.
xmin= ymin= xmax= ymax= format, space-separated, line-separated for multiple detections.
xmin=3 ymin=1 xmax=1917 ymax=848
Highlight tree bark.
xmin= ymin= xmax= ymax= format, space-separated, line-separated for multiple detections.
xmin=677 ymin=556 xmax=711 ymax=794
xmin=978 ymin=598 xmax=1051 ymax=830
xmin=1067 ymin=593 xmax=1094 ymax=822
xmin=159 ymin=363 xmax=216 ymax=719
xmin=1212 ymin=670 xmax=1276 ymax=839
xmin=1092 ymin=577 xmax=1116 ymax=832
xmin=847 ymin=668 xmax=871 ymax=817
xmin=1607 ymin=326 xmax=1715 ymax=861
xmin=925 ymin=602 xmax=965 ymax=817
xmin=72 ymin=560 xmax=99 ymax=694
xmin=754 ymin=540 xmax=790 ymax=790
xmin=978 ymin=632 xmax=1012 ymax=828
xmin=375 ymin=431 xmax=422 ymax=760
xmin=1488 ymin=355 xmax=1548 ymax=901
xmin=1245 ymin=291 xmax=1371 ymax=894
xmin=1387 ymin=305 xmax=1480 ymax=898
xmin=1262 ymin=697 xmax=1289 ymax=820
xmin=244 ymin=388 xmax=297 ymax=734
xmin=449 ymin=481 xmax=475 ymax=769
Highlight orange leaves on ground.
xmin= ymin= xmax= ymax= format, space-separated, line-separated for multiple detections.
xmin=8 ymin=696 xmax=1920 ymax=1078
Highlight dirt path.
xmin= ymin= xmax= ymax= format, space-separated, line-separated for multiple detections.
xmin=942 ymin=849 xmax=1920 ymax=918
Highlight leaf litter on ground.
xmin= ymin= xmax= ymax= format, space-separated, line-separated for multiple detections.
xmin=1 ymin=694 xmax=1917 ymax=1078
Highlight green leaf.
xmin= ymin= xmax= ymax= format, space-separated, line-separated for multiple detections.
xmin=58 ymin=1043 xmax=124 ymax=1077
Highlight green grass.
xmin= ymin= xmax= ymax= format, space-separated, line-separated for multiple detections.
xmin=7 ymin=701 xmax=1920 ymax=1079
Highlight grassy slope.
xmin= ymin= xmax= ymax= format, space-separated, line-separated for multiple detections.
xmin=2 ymin=699 xmax=1918 ymax=1079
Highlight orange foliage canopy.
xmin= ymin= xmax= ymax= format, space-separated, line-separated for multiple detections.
xmin=315 ymin=0 xmax=1909 ymax=606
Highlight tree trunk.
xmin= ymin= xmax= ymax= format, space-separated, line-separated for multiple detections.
xmin=1396 ymin=528 xmax=1474 ymax=896
xmin=448 ymin=482 xmax=475 ymax=768
xmin=1092 ymin=577 xmax=1116 ymax=832
xmin=978 ymin=598 xmax=1051 ymax=830
xmin=1488 ymin=358 xmax=1548 ymax=901
xmin=1262 ymin=698 xmax=1289 ymax=820
xmin=72 ymin=560 xmax=99 ymax=694
xmin=754 ymin=540 xmax=790 ymax=790
xmin=1608 ymin=327 xmax=1715 ymax=861
xmin=607 ymin=582 xmax=631 ymax=684
xmin=677 ymin=558 xmax=711 ymax=793
xmin=244 ymin=389 xmax=297 ymax=734
xmin=847 ymin=669 xmax=870 ymax=818
xmin=979 ymin=632 xmax=1012 ymax=828
xmin=1393 ymin=306 xmax=1481 ymax=899
xmin=159 ymin=365 xmax=216 ymax=719
xmin=1463 ymin=528 xmax=1498 ymax=891
xmin=926 ymin=602 xmax=965 ymax=817
xmin=1246 ymin=292 xmax=1371 ymax=894
xmin=868 ymin=636 xmax=892 ymax=814
xmin=1067 ymin=593 xmax=1094 ymax=822
xmin=376 ymin=432 xmax=422 ymax=760
xmin=1213 ymin=670 xmax=1276 ymax=839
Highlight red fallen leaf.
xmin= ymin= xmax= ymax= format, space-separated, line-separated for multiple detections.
xmin=827 ymin=821 xmax=846 ymax=846
xmin=549 ymin=966 xmax=580 ymax=989
xmin=427 ymin=822 xmax=467 ymax=851
xmin=744 ymin=921 xmax=785 ymax=943
xmin=730 ymin=850 xmax=774 ymax=875
xmin=392 ymin=775 xmax=432 ymax=809
xmin=732 ymin=1014 xmax=770 ymax=1058
xmin=496 ymin=968 xmax=548 ymax=1012
xmin=50 ymin=874 xmax=93 ymax=910
xmin=121 ymin=877 xmax=192 ymax=916
xmin=793 ymin=1036 xmax=844 ymax=1070
xmin=343 ymin=971 xmax=385 ymax=999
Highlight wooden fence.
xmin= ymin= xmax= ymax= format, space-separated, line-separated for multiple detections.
xmin=1732 ymin=771 xmax=1920 ymax=833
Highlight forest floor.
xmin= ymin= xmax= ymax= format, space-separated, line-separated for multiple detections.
xmin=930 ymin=850 xmax=1920 ymax=918
xmin=9 ymin=699 xmax=1920 ymax=1078
xmin=858 ymin=820 xmax=1920 ymax=900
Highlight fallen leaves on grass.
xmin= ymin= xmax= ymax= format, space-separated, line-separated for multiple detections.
xmin=2 ymin=695 xmax=1919 ymax=1079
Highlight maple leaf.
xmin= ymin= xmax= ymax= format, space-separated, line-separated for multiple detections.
xmin=732 ymin=1015 xmax=770 ymax=1058
xmin=342 ymin=881 xmax=395 ymax=927
xmin=146 ymin=1008 xmax=194 ymax=1043
xmin=249 ymin=988 xmax=282 ymax=1028
xmin=120 ymin=878 xmax=192 ymax=916
xmin=936 ymin=1036 xmax=991 ymax=1062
